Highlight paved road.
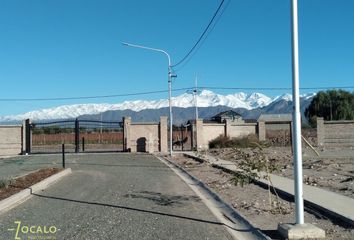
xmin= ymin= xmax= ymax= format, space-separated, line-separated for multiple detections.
xmin=0 ymin=154 xmax=63 ymax=179
xmin=0 ymin=153 xmax=233 ymax=240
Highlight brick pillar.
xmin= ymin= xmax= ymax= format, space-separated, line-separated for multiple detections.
xmin=190 ymin=121 xmax=195 ymax=149
xmin=224 ymin=119 xmax=231 ymax=137
xmin=159 ymin=116 xmax=168 ymax=153
xmin=22 ymin=119 xmax=27 ymax=154
xmin=123 ymin=117 xmax=131 ymax=152
xmin=317 ymin=117 xmax=324 ymax=147
xmin=258 ymin=121 xmax=266 ymax=141
xmin=147 ymin=132 xmax=154 ymax=153
xmin=196 ymin=118 xmax=206 ymax=150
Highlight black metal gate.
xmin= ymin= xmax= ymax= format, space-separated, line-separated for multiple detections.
xmin=172 ymin=124 xmax=193 ymax=151
xmin=30 ymin=119 xmax=123 ymax=154
xmin=78 ymin=120 xmax=124 ymax=152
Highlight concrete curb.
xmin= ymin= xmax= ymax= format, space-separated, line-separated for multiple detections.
xmin=0 ymin=168 xmax=72 ymax=214
xmin=155 ymin=155 xmax=270 ymax=240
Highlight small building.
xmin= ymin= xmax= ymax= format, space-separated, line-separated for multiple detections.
xmin=211 ymin=110 xmax=244 ymax=123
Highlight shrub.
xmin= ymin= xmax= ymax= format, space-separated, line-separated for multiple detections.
xmin=209 ymin=134 xmax=269 ymax=149
xmin=0 ymin=178 xmax=12 ymax=189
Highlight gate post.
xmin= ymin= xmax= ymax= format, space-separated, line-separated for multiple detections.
xmin=159 ymin=116 xmax=168 ymax=153
xmin=257 ymin=120 xmax=266 ymax=141
xmin=123 ymin=117 xmax=131 ymax=152
xmin=75 ymin=118 xmax=79 ymax=153
xmin=22 ymin=119 xmax=32 ymax=154
xmin=316 ymin=117 xmax=324 ymax=147
xmin=195 ymin=118 xmax=204 ymax=150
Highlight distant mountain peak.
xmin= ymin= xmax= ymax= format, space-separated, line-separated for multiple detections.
xmin=199 ymin=89 xmax=215 ymax=96
xmin=0 ymin=90 xmax=315 ymax=122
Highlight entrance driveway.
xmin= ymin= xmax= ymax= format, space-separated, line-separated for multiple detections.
xmin=0 ymin=153 xmax=233 ymax=239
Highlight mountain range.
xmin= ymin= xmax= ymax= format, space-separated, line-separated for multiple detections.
xmin=0 ymin=90 xmax=315 ymax=124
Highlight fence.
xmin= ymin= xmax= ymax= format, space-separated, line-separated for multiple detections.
xmin=193 ymin=115 xmax=295 ymax=149
xmin=172 ymin=125 xmax=193 ymax=151
xmin=30 ymin=119 xmax=123 ymax=153
xmin=20 ymin=117 xmax=167 ymax=154
xmin=0 ymin=125 xmax=22 ymax=156
xmin=193 ymin=119 xmax=258 ymax=149
xmin=7 ymin=115 xmax=354 ymax=155
xmin=317 ymin=117 xmax=354 ymax=148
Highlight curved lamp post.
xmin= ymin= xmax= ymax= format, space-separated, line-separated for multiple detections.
xmin=122 ymin=42 xmax=175 ymax=156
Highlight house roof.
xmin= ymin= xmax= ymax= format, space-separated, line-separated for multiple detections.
xmin=212 ymin=110 xmax=242 ymax=118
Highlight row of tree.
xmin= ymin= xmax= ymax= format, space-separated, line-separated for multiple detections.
xmin=305 ymin=89 xmax=354 ymax=126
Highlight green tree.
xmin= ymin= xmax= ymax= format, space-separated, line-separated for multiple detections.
xmin=305 ymin=89 xmax=354 ymax=126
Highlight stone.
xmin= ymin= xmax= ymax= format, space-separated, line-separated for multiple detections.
xmin=278 ymin=223 xmax=325 ymax=239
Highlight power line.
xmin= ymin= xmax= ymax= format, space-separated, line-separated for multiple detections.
xmin=173 ymin=0 xmax=231 ymax=72
xmin=171 ymin=0 xmax=227 ymax=68
xmin=0 ymin=87 xmax=193 ymax=102
xmin=199 ymin=86 xmax=354 ymax=91
xmin=1 ymin=85 xmax=352 ymax=102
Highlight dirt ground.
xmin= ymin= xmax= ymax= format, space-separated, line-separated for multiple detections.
xmin=171 ymin=155 xmax=354 ymax=239
xmin=0 ymin=168 xmax=62 ymax=201
xmin=207 ymin=146 xmax=354 ymax=199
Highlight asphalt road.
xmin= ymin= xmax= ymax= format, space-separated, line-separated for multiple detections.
xmin=0 ymin=154 xmax=63 ymax=179
xmin=0 ymin=153 xmax=233 ymax=240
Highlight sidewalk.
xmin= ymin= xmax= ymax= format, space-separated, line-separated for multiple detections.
xmin=183 ymin=152 xmax=354 ymax=226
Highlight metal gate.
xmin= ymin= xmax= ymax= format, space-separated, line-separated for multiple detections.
xmin=172 ymin=124 xmax=193 ymax=151
xmin=30 ymin=119 xmax=123 ymax=153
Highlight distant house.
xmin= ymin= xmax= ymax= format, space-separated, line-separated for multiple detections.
xmin=211 ymin=110 xmax=244 ymax=123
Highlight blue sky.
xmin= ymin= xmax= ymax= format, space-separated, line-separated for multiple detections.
xmin=0 ymin=0 xmax=353 ymax=116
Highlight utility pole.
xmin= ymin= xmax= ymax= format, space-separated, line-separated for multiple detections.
xmin=193 ymin=75 xmax=199 ymax=152
xmin=279 ymin=2 xmax=325 ymax=239
xmin=290 ymin=0 xmax=304 ymax=225
xmin=194 ymin=74 xmax=199 ymax=121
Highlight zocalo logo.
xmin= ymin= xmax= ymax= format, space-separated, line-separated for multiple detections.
xmin=8 ymin=221 xmax=57 ymax=240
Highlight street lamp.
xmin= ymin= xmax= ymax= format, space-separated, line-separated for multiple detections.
xmin=278 ymin=2 xmax=324 ymax=238
xmin=122 ymin=42 xmax=176 ymax=156
xmin=290 ymin=0 xmax=304 ymax=225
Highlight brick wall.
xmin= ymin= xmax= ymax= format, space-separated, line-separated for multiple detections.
xmin=195 ymin=120 xmax=257 ymax=150
xmin=0 ymin=125 xmax=22 ymax=156
xmin=317 ymin=117 xmax=354 ymax=148
xmin=227 ymin=123 xmax=257 ymax=138
xmin=202 ymin=123 xmax=225 ymax=149
xmin=123 ymin=117 xmax=168 ymax=153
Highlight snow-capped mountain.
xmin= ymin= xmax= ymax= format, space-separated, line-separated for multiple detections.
xmin=272 ymin=92 xmax=316 ymax=102
xmin=0 ymin=90 xmax=314 ymax=122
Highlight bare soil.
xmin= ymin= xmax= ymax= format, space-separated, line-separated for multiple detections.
xmin=208 ymin=146 xmax=354 ymax=199
xmin=171 ymin=155 xmax=354 ymax=239
xmin=0 ymin=168 xmax=62 ymax=201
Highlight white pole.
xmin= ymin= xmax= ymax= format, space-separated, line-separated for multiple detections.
xmin=194 ymin=74 xmax=199 ymax=120
xmin=168 ymin=67 xmax=173 ymax=157
xmin=291 ymin=0 xmax=304 ymax=224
